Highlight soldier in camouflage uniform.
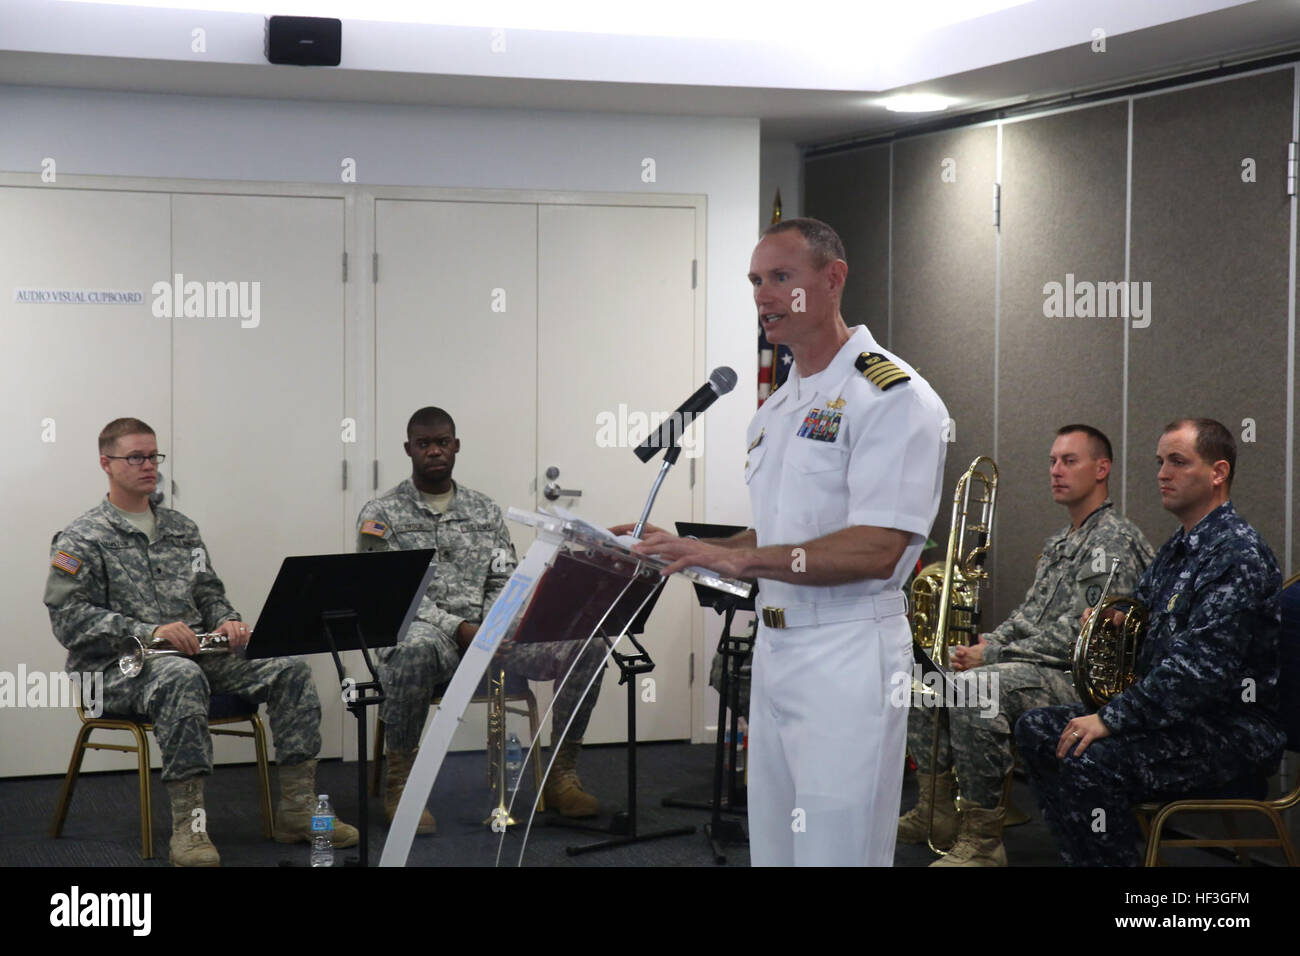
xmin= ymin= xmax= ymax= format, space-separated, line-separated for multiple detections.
xmin=44 ymin=418 xmax=358 ymax=866
xmin=901 ymin=425 xmax=1153 ymax=866
xmin=358 ymin=407 xmax=605 ymax=831
xmin=1016 ymin=418 xmax=1285 ymax=866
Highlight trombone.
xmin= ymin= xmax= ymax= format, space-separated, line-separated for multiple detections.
xmin=910 ymin=455 xmax=998 ymax=855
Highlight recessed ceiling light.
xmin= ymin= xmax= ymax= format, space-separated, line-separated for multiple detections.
xmin=880 ymin=93 xmax=956 ymax=113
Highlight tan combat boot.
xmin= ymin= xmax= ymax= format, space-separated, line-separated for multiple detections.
xmin=929 ymin=802 xmax=1008 ymax=867
xmin=272 ymin=758 xmax=361 ymax=847
xmin=897 ymin=770 xmax=958 ymax=849
xmin=383 ymin=749 xmax=436 ymax=835
xmin=542 ymin=738 xmax=600 ymax=818
xmin=166 ymin=776 xmax=220 ymax=867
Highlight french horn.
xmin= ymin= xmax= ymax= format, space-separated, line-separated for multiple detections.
xmin=1072 ymin=559 xmax=1148 ymax=709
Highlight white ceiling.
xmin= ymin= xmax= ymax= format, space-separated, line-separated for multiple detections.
xmin=2 ymin=0 xmax=1299 ymax=144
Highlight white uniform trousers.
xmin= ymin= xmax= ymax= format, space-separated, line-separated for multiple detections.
xmin=747 ymin=608 xmax=913 ymax=866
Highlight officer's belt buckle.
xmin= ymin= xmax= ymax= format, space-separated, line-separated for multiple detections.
xmin=761 ymin=606 xmax=786 ymax=629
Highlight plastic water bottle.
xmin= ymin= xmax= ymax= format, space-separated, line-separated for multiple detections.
xmin=310 ymin=794 xmax=335 ymax=867
xmin=505 ymin=732 xmax=523 ymax=793
xmin=724 ymin=722 xmax=747 ymax=775
xmin=736 ymin=718 xmax=748 ymax=774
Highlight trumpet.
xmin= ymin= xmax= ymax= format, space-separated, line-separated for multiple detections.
xmin=1072 ymin=559 xmax=1148 ymax=709
xmin=118 ymin=632 xmax=233 ymax=678
xmin=484 ymin=664 xmax=518 ymax=828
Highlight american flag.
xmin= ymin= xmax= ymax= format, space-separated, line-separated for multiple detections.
xmin=758 ymin=328 xmax=793 ymax=405
xmin=758 ymin=188 xmax=792 ymax=405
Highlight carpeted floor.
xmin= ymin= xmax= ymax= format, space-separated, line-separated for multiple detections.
xmin=1 ymin=742 xmax=1291 ymax=866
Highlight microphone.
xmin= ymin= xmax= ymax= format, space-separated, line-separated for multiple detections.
xmin=633 ymin=366 xmax=737 ymax=462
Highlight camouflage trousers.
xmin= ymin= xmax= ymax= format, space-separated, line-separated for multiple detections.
xmin=1015 ymin=703 xmax=1285 ymax=866
xmin=906 ymin=662 xmax=1077 ymax=808
xmin=99 ymin=653 xmax=322 ymax=782
xmin=377 ymin=622 xmax=606 ymax=752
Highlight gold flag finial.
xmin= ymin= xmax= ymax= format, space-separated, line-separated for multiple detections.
xmin=771 ymin=188 xmax=783 ymax=224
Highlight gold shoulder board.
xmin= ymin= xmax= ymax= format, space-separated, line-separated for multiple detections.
xmin=854 ymin=352 xmax=910 ymax=391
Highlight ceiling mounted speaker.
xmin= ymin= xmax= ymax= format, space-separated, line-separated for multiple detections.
xmin=265 ymin=15 xmax=341 ymax=66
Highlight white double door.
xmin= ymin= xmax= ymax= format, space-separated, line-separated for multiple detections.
xmin=373 ymin=200 xmax=700 ymax=747
xmin=0 ymin=187 xmax=348 ymax=775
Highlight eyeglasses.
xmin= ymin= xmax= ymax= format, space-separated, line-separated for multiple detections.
xmin=105 ymin=453 xmax=166 ymax=467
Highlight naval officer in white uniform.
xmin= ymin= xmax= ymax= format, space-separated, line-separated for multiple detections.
xmin=633 ymin=218 xmax=948 ymax=865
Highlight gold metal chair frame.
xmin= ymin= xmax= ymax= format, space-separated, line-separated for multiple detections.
xmin=1135 ymin=571 xmax=1300 ymax=867
xmin=1136 ymin=786 xmax=1299 ymax=866
xmin=50 ymin=702 xmax=274 ymax=859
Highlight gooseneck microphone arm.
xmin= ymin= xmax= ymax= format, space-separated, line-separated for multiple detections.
xmin=632 ymin=444 xmax=684 ymax=540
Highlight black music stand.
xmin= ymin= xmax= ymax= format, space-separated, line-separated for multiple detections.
xmin=911 ymin=641 xmax=965 ymax=693
xmin=656 ymin=521 xmax=756 ymax=864
xmin=248 ymin=549 xmax=435 ymax=867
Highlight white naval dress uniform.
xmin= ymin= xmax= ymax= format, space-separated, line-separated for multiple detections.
xmin=745 ymin=324 xmax=947 ymax=866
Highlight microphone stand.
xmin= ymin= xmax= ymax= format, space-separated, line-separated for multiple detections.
xmin=633 ymin=425 xmax=755 ymax=862
xmin=560 ymin=628 xmax=696 ymax=857
xmin=556 ymin=435 xmax=699 ymax=857
xmin=633 ymin=442 xmax=683 ymax=538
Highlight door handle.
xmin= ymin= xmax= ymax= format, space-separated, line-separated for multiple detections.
xmin=543 ymin=482 xmax=582 ymax=501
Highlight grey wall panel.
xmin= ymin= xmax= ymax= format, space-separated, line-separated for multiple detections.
xmin=1129 ymin=70 xmax=1293 ymax=559
xmin=804 ymin=145 xmax=891 ymax=334
xmin=994 ymin=102 xmax=1130 ymax=627
xmin=804 ymin=66 xmax=1297 ymax=630
xmin=892 ymin=126 xmax=998 ymax=568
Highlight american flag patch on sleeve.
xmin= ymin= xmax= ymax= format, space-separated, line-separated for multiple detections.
xmin=360 ymin=520 xmax=388 ymax=538
xmin=52 ymin=551 xmax=82 ymax=575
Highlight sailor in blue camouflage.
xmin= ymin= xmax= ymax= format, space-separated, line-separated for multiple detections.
xmin=907 ymin=498 xmax=1153 ymax=807
xmin=1016 ymin=419 xmax=1285 ymax=866
xmin=360 ymin=407 xmax=605 ymax=823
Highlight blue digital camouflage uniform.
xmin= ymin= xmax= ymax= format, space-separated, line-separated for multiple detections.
xmin=907 ymin=501 xmax=1154 ymax=808
xmin=44 ymin=498 xmax=322 ymax=781
xmin=1015 ymin=501 xmax=1285 ymax=866
xmin=356 ymin=478 xmax=604 ymax=752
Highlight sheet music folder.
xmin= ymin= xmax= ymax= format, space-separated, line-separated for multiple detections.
xmin=246 ymin=550 xmax=436 ymax=659
xmin=512 ymin=546 xmax=665 ymax=642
